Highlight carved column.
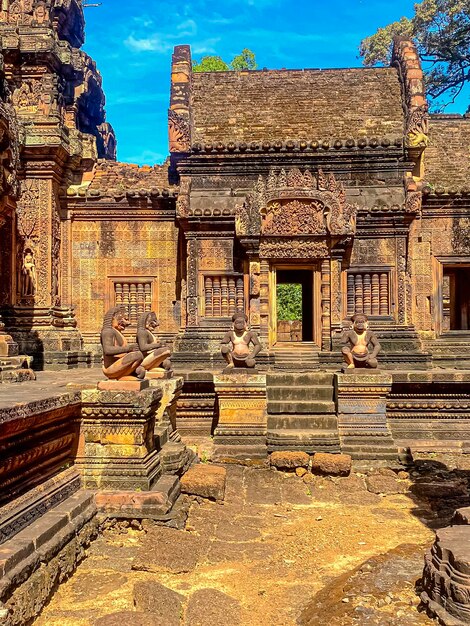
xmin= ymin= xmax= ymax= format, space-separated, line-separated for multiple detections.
xmin=186 ymin=236 xmax=198 ymax=327
xmin=259 ymin=259 xmax=270 ymax=346
xmin=396 ymin=237 xmax=407 ymax=324
xmin=330 ymin=254 xmax=343 ymax=328
xmin=320 ymin=259 xmax=331 ymax=351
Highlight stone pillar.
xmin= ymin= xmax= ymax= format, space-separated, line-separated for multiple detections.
xmin=77 ymin=386 xmax=164 ymax=490
xmin=421 ymin=526 xmax=470 ymax=626
xmin=213 ymin=372 xmax=267 ymax=460
xmin=335 ymin=371 xmax=397 ymax=461
xmin=320 ymin=258 xmax=331 ymax=350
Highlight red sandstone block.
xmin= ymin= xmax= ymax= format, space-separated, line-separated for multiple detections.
xmin=97 ymin=379 xmax=149 ymax=391
xmin=270 ymin=451 xmax=310 ymax=470
xmin=180 ymin=464 xmax=226 ymax=501
xmin=311 ymin=452 xmax=352 ymax=476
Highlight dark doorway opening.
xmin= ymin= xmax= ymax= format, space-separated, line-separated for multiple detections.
xmin=443 ymin=267 xmax=470 ymax=330
xmin=276 ymin=269 xmax=314 ymax=342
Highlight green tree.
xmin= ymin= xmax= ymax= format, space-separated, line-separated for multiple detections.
xmin=360 ymin=0 xmax=470 ymax=107
xmin=277 ymin=284 xmax=302 ymax=321
xmin=230 ymin=48 xmax=257 ymax=71
xmin=193 ymin=49 xmax=257 ymax=72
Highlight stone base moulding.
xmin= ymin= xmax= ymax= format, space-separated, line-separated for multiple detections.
xmin=213 ymin=372 xmax=268 ymax=460
xmin=335 ymin=371 xmax=397 ymax=461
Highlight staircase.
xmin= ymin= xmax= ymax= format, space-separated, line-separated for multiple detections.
xmin=266 ymin=371 xmax=340 ymax=452
xmin=271 ymin=342 xmax=320 ymax=370
xmin=422 ymin=333 xmax=470 ymax=369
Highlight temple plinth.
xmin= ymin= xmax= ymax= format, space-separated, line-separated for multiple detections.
xmin=213 ymin=372 xmax=268 ymax=460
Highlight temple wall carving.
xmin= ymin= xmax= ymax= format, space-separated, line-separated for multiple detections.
xmin=69 ymin=218 xmax=180 ymax=339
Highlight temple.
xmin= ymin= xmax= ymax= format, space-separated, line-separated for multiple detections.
xmin=2 ymin=4 xmax=470 ymax=624
xmin=1 ymin=4 xmax=470 ymax=449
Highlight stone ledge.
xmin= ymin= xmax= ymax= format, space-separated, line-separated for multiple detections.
xmin=0 ymin=490 xmax=98 ymax=626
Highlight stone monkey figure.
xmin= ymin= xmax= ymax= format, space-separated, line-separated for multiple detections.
xmin=341 ymin=313 xmax=380 ymax=369
xmin=221 ymin=312 xmax=262 ymax=369
xmin=101 ymin=306 xmax=145 ymax=380
xmin=136 ymin=311 xmax=172 ymax=372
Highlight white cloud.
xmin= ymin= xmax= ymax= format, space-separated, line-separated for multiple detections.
xmin=177 ymin=18 xmax=197 ymax=37
xmin=123 ymin=149 xmax=168 ymax=166
xmin=124 ymin=34 xmax=172 ymax=53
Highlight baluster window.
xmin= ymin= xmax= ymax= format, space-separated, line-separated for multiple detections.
xmin=203 ymin=274 xmax=245 ymax=317
xmin=112 ymin=279 xmax=153 ymax=325
xmin=346 ymin=270 xmax=391 ymax=317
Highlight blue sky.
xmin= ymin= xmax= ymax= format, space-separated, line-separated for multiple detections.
xmin=82 ymin=0 xmax=468 ymax=165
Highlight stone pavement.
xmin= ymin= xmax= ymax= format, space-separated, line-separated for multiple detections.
xmin=36 ymin=464 xmax=440 ymax=626
xmin=0 ymin=367 xmax=102 ymax=410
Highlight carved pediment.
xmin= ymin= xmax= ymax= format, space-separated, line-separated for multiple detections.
xmin=236 ymin=167 xmax=357 ymax=239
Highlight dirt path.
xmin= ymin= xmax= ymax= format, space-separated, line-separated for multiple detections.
xmin=36 ymin=465 xmax=439 ymax=626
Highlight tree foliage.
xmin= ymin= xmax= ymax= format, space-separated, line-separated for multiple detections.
xmin=277 ymin=283 xmax=302 ymax=321
xmin=360 ymin=0 xmax=470 ymax=108
xmin=193 ymin=48 xmax=257 ymax=72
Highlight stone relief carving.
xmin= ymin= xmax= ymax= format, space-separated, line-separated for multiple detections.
xmin=236 ymin=167 xmax=357 ymax=241
xmin=168 ymin=109 xmax=190 ymax=152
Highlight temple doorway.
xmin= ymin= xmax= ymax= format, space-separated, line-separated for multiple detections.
xmin=275 ymin=269 xmax=314 ymax=343
xmin=443 ymin=266 xmax=470 ymax=331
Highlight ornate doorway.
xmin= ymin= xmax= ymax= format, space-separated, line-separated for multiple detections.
xmin=271 ymin=266 xmax=319 ymax=346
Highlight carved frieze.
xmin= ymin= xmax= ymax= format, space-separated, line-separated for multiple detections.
xmin=259 ymin=238 xmax=328 ymax=259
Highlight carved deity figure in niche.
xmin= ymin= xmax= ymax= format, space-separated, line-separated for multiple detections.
xmin=221 ymin=313 xmax=262 ymax=371
xmin=101 ymin=306 xmax=145 ymax=380
xmin=32 ymin=1 xmax=47 ymax=24
xmin=21 ymin=248 xmax=36 ymax=297
xmin=342 ymin=314 xmax=380 ymax=370
xmin=136 ymin=311 xmax=172 ymax=378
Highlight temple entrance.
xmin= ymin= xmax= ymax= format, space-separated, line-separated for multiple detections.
xmin=274 ymin=269 xmax=315 ymax=343
xmin=443 ymin=266 xmax=470 ymax=331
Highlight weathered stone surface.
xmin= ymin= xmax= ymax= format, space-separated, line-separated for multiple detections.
xmin=422 ymin=526 xmax=470 ymax=626
xmin=132 ymin=526 xmax=207 ymax=574
xmin=296 ymin=467 xmax=308 ymax=477
xmin=270 ymin=451 xmax=310 ymax=469
xmin=311 ymin=453 xmax=351 ymax=476
xmin=299 ymin=543 xmax=429 ymax=626
xmin=453 ymin=507 xmax=470 ymax=525
xmin=180 ymin=464 xmax=226 ymax=501
xmin=95 ymin=612 xmax=162 ymax=626
xmin=366 ymin=474 xmax=408 ymax=495
xmin=184 ymin=588 xmax=241 ymax=626
xmin=412 ymin=479 xmax=468 ymax=500
xmin=134 ymin=581 xmax=184 ymax=626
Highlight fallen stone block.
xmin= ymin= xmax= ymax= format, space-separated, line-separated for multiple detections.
xmin=311 ymin=453 xmax=351 ymax=477
xmin=270 ymin=451 xmax=310 ymax=470
xmin=180 ymin=464 xmax=226 ymax=501
xmin=412 ymin=479 xmax=468 ymax=500
xmin=366 ymin=474 xmax=408 ymax=495
xmin=453 ymin=507 xmax=470 ymax=525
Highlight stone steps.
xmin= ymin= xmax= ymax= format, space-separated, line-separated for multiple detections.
xmin=266 ymin=372 xmax=334 ymax=386
xmin=267 ymin=413 xmax=338 ymax=430
xmin=267 ymin=428 xmax=340 ymax=452
xmin=266 ymin=370 xmax=339 ymax=453
xmin=267 ymin=385 xmax=333 ymax=402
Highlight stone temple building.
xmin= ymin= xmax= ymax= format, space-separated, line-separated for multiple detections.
xmin=1 ymin=1 xmax=470 ymax=453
